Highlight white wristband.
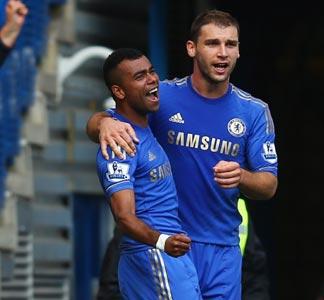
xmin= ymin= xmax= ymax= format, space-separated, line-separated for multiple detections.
xmin=155 ymin=234 xmax=170 ymax=251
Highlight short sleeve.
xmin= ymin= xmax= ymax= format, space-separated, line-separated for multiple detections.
xmin=96 ymin=147 xmax=138 ymax=199
xmin=246 ymin=105 xmax=278 ymax=176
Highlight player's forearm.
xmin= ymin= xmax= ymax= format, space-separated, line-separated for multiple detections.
xmin=116 ymin=213 xmax=160 ymax=246
xmin=0 ymin=24 xmax=20 ymax=48
xmin=239 ymin=170 xmax=278 ymax=200
xmin=86 ymin=111 xmax=110 ymax=143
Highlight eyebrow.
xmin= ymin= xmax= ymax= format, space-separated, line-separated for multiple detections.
xmin=205 ymin=38 xmax=239 ymax=43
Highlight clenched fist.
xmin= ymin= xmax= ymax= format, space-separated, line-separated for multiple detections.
xmin=213 ymin=160 xmax=242 ymax=188
xmin=164 ymin=234 xmax=191 ymax=257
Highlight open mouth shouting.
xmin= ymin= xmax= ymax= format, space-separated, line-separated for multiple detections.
xmin=146 ymin=86 xmax=159 ymax=102
xmin=212 ymin=62 xmax=229 ymax=74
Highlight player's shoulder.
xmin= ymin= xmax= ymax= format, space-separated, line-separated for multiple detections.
xmin=160 ymin=76 xmax=189 ymax=89
xmin=230 ymin=84 xmax=269 ymax=111
xmin=96 ymin=148 xmax=109 ymax=176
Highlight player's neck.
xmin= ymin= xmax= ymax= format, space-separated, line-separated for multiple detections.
xmin=116 ymin=107 xmax=148 ymax=128
xmin=191 ymin=72 xmax=229 ymax=99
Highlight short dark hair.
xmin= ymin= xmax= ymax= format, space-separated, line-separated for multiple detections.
xmin=103 ymin=48 xmax=144 ymax=90
xmin=189 ymin=9 xmax=240 ymax=43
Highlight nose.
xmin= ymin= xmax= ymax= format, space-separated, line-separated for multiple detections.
xmin=147 ymin=72 xmax=158 ymax=84
xmin=217 ymin=43 xmax=228 ymax=57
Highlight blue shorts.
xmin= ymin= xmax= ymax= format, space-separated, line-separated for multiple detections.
xmin=188 ymin=243 xmax=242 ymax=300
xmin=118 ymin=248 xmax=202 ymax=300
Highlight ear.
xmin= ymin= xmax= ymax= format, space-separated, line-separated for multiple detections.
xmin=111 ymin=85 xmax=125 ymax=100
xmin=186 ymin=40 xmax=196 ymax=58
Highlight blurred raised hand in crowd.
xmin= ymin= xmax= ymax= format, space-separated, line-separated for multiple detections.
xmin=0 ymin=0 xmax=28 ymax=64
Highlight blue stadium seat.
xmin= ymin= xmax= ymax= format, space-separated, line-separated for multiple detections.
xmin=0 ymin=0 xmax=68 ymax=211
xmin=0 ymin=51 xmax=21 ymax=163
xmin=48 ymin=0 xmax=67 ymax=4
xmin=0 ymin=0 xmax=6 ymax=27
xmin=15 ymin=0 xmax=50 ymax=60
xmin=0 ymin=81 xmax=5 ymax=208
xmin=18 ymin=47 xmax=36 ymax=112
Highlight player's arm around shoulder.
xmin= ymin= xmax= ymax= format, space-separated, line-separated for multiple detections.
xmin=86 ymin=111 xmax=138 ymax=159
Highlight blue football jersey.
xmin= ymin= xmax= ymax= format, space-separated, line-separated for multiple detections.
xmin=149 ymin=76 xmax=278 ymax=245
xmin=97 ymin=112 xmax=185 ymax=253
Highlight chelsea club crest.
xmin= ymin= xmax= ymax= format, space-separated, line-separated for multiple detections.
xmin=228 ymin=118 xmax=246 ymax=137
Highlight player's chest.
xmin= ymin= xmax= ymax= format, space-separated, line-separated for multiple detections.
xmin=157 ymin=98 xmax=249 ymax=144
xmin=135 ymin=139 xmax=171 ymax=178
